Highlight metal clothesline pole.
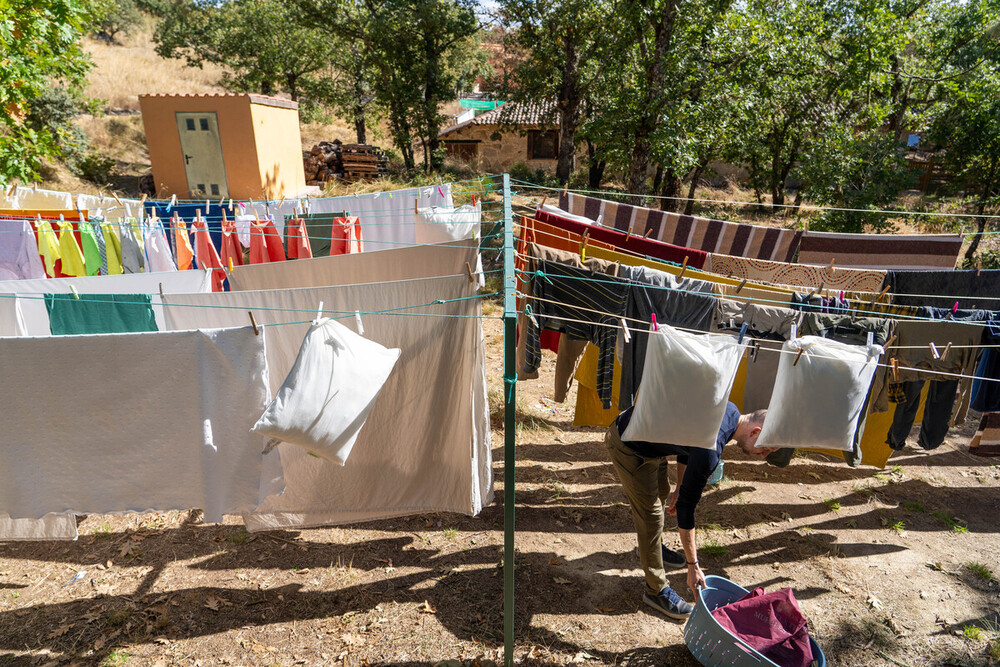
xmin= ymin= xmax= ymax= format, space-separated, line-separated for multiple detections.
xmin=501 ymin=173 xmax=517 ymax=667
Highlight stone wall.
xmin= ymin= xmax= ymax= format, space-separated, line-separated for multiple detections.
xmin=438 ymin=124 xmax=579 ymax=174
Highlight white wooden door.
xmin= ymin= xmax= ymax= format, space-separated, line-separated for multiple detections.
xmin=175 ymin=112 xmax=229 ymax=198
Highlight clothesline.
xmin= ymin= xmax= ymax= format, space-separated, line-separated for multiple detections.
xmin=515 ymin=260 xmax=998 ymax=327
xmin=518 ymin=300 xmax=1000 ymax=385
xmin=511 ymin=179 xmax=1000 ymax=228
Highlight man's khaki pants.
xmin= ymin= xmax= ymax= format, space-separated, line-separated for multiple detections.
xmin=605 ymin=423 xmax=671 ymax=595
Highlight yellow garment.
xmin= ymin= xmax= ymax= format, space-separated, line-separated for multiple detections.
xmin=102 ymin=222 xmax=123 ymax=275
xmin=36 ymin=221 xmax=62 ymax=277
xmin=730 ymin=355 xmax=748 ymax=411
xmin=572 ymin=344 xmax=621 ymax=428
xmin=57 ymin=222 xmax=86 ymax=277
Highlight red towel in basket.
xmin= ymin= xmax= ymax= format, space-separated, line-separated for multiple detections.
xmin=710 ymin=587 xmax=814 ymax=667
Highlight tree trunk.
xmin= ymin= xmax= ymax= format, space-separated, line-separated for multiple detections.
xmin=965 ymin=161 xmax=997 ymax=260
xmin=585 ymin=140 xmax=605 ymax=188
xmin=354 ymin=107 xmax=367 ymax=145
xmin=652 ymin=165 xmax=664 ymax=195
xmin=683 ymin=163 xmax=706 ymax=216
xmin=555 ymin=34 xmax=582 ymax=183
xmin=658 ymin=169 xmax=682 ymax=212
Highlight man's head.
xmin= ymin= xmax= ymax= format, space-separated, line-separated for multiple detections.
xmin=732 ymin=409 xmax=777 ymax=458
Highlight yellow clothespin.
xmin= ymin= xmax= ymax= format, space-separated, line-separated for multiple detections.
xmin=6 ymin=181 xmax=17 ymax=197
xmin=580 ymin=229 xmax=589 ymax=261
xmin=678 ymin=256 xmax=689 ymax=280
xmin=228 ymin=257 xmax=234 ymax=272
xmin=625 ymin=224 xmax=633 ymax=242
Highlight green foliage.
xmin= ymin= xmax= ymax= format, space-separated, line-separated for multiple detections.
xmin=24 ymin=86 xmax=89 ymax=162
xmin=71 ymin=150 xmax=116 ymax=184
xmin=90 ymin=0 xmax=142 ymax=43
xmin=933 ymin=511 xmax=968 ymax=533
xmin=700 ymin=541 xmax=728 ymax=558
xmin=823 ymin=498 xmax=842 ymax=512
xmin=967 ymin=562 xmax=996 ymax=582
xmin=0 ymin=0 xmax=92 ymax=182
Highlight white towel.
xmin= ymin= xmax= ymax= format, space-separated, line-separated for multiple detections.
xmin=0 ymin=327 xmax=283 ymax=523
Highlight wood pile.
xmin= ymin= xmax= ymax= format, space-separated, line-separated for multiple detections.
xmin=304 ymin=141 xmax=389 ymax=185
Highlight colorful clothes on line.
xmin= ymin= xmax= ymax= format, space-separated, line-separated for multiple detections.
xmin=250 ymin=219 xmax=286 ymax=264
xmin=193 ymin=220 xmax=226 ymax=292
xmin=331 ymin=216 xmax=363 ymax=255
xmin=34 ymin=220 xmax=62 ymax=277
xmin=220 ymin=218 xmax=243 ymax=269
xmin=558 ymin=191 xmax=803 ymax=261
xmin=57 ymin=221 xmax=86 ymax=277
xmin=286 ymin=218 xmax=313 ymax=260
xmin=79 ymin=222 xmax=102 ymax=276
xmin=0 ymin=218 xmax=45 ymax=281
xmin=797 ymin=231 xmax=963 ymax=270
xmin=174 ymin=219 xmax=195 ymax=270
xmin=102 ymin=223 xmax=123 ymax=276
xmin=705 ymin=253 xmax=886 ymax=292
xmin=970 ymin=412 xmax=1000 ymax=457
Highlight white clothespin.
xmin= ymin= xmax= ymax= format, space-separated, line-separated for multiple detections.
xmin=70 ymin=285 xmax=79 ymax=300
xmin=228 ymin=198 xmax=233 ymax=211
xmin=170 ymin=194 xmax=177 ymax=206
xmin=929 ymin=342 xmax=940 ymax=359
xmin=867 ymin=331 xmax=875 ymax=348
xmin=790 ymin=322 xmax=797 ymax=340
xmin=355 ymin=310 xmax=364 ymax=335
xmin=621 ymin=318 xmax=631 ymax=343
xmin=315 ymin=301 xmax=324 ymax=323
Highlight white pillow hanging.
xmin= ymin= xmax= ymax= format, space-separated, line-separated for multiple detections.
xmin=756 ymin=335 xmax=882 ymax=451
xmin=251 ymin=317 xmax=400 ymax=465
xmin=621 ymin=324 xmax=744 ymax=448
xmin=414 ymin=202 xmax=481 ymax=244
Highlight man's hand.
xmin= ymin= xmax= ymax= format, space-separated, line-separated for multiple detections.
xmin=687 ymin=563 xmax=706 ymax=597
xmin=666 ymin=490 xmax=679 ymax=516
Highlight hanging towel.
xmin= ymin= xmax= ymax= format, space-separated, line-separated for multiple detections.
xmin=79 ymin=222 xmax=102 ymax=276
xmin=0 ymin=326 xmax=282 ymax=523
xmin=882 ymin=268 xmax=1000 ymax=309
xmin=330 ymin=216 xmax=363 ymax=255
xmin=414 ymin=203 xmax=480 ymax=245
xmin=119 ymin=220 xmax=145 ymax=274
xmin=252 ymin=317 xmax=400 ymax=465
xmin=35 ymin=220 xmax=62 ymax=277
xmin=192 ymin=219 xmax=227 ymax=291
xmin=102 ymin=222 xmax=123 ymax=275
xmin=45 ymin=293 xmax=158 ymax=335
xmin=757 ymin=336 xmax=882 ymax=451
xmin=145 ymin=221 xmax=177 ymax=273
xmin=797 ymin=231 xmax=963 ymax=270
xmin=174 ymin=219 xmax=195 ymax=270
xmin=286 ymin=217 xmax=313 ymax=260
xmin=220 ymin=217 xmax=244 ymax=268
xmin=56 ymin=221 xmax=86 ymax=277
xmin=0 ymin=218 xmax=46 ymax=280
xmin=621 ymin=326 xmax=744 ymax=448
xmin=250 ymin=220 xmax=286 ymax=263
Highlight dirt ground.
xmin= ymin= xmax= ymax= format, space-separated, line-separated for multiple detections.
xmin=1 ymin=317 xmax=998 ymax=667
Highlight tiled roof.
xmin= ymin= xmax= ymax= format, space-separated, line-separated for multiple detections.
xmin=438 ymin=101 xmax=558 ymax=137
xmin=138 ymin=93 xmax=298 ymax=110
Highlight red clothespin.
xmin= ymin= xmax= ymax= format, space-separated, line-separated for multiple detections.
xmin=472 ymin=194 xmax=477 ymax=206
xmin=678 ymin=256 xmax=689 ymax=280
xmin=651 ymin=313 xmax=658 ymax=331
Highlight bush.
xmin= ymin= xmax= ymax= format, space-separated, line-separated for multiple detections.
xmin=90 ymin=0 xmax=143 ymax=43
xmin=507 ymin=161 xmax=561 ymax=188
xmin=24 ymin=87 xmax=89 ymax=163
xmin=70 ymin=151 xmax=117 ymax=185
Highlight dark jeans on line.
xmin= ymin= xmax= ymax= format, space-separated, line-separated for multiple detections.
xmin=887 ymin=380 xmax=960 ymax=451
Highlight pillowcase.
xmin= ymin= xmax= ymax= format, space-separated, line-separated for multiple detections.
xmin=414 ymin=203 xmax=481 ymax=245
xmin=251 ymin=317 xmax=400 ymax=465
xmin=621 ymin=324 xmax=743 ymax=448
xmin=756 ymin=336 xmax=882 ymax=451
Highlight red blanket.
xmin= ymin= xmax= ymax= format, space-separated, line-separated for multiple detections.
xmin=711 ymin=587 xmax=814 ymax=667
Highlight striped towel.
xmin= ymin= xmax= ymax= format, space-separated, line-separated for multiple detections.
xmin=970 ymin=412 xmax=1000 ymax=457
xmin=797 ymin=231 xmax=963 ymax=270
xmin=559 ymin=192 xmax=803 ymax=261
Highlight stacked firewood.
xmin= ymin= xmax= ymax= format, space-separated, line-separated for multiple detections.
xmin=303 ymin=141 xmax=389 ymax=184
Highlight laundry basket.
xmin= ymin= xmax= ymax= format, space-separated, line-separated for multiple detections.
xmin=683 ymin=575 xmax=826 ymax=667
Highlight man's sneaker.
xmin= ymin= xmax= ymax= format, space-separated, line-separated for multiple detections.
xmin=661 ymin=543 xmax=686 ymax=568
xmin=643 ymin=587 xmax=694 ymax=621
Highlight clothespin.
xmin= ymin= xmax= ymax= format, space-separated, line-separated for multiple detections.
xmin=828 ymin=258 xmax=836 ymax=273
xmin=751 ymin=340 xmax=761 ymax=362
xmin=472 ymin=194 xmax=477 ymax=206
xmin=793 ymin=348 xmax=805 ymax=366
xmin=525 ymin=304 xmax=539 ymax=328
xmin=354 ymin=311 xmax=364 ymax=335
xmin=562 ymin=183 xmax=569 ymax=197
xmin=736 ymin=278 xmax=747 ymax=294
xmin=5 ymin=182 xmax=16 ymax=197
xmin=158 ymin=283 xmax=164 ymax=300
xmin=952 ymin=301 xmax=960 ymax=316
xmin=625 ymin=224 xmax=633 ymax=242
xmin=113 ymin=193 xmax=123 ymax=208
xmin=222 ymin=208 xmax=228 ymax=224
xmin=539 ymin=195 xmax=548 ymax=211
xmin=465 ymin=261 xmax=475 ymax=284
xmin=651 ymin=313 xmax=659 ymax=331
xmin=643 ymin=227 xmax=653 ymax=239
xmin=839 ymin=290 xmax=844 ymax=301
xmin=738 ymin=322 xmax=749 ymax=344
xmin=415 ymin=198 xmax=419 ymax=215
xmin=884 ymin=334 xmax=897 ymax=350
xmin=315 ymin=301 xmax=324 ymax=323
xmin=867 ymin=331 xmax=875 ymax=348
xmin=248 ymin=311 xmax=259 ymax=335
xmin=70 ymin=285 xmax=79 ymax=300
xmin=678 ymin=256 xmax=688 ymax=280
xmin=167 ymin=194 xmax=177 ymax=211
xmin=437 ymin=186 xmax=444 ymax=198
xmin=808 ymin=282 xmax=825 ymax=298
xmin=890 ymin=358 xmax=900 ymax=382
xmin=790 ymin=322 xmax=797 ymax=340
xmin=580 ymin=229 xmax=589 ymax=261
xmin=621 ymin=318 xmax=631 ymax=343
xmin=253 ymin=210 xmax=261 ymax=223
xmin=976 ymin=260 xmax=982 ymax=277
xmin=228 ymin=198 xmax=233 ymax=211
xmin=941 ymin=342 xmax=952 ymax=360
xmin=929 ymin=342 xmax=940 ymax=359
xmin=870 ymin=285 xmax=891 ymax=307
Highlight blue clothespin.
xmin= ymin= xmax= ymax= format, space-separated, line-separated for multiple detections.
xmin=738 ymin=322 xmax=748 ymax=344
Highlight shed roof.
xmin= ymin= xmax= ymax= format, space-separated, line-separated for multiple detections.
xmin=438 ymin=101 xmax=558 ymax=138
xmin=138 ymin=93 xmax=298 ymax=111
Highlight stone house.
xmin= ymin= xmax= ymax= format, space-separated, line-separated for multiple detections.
xmin=428 ymin=101 xmax=583 ymax=174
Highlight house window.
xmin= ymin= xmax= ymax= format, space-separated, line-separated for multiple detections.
xmin=445 ymin=141 xmax=479 ymax=161
xmin=528 ymin=130 xmax=558 ymax=160
xmin=200 ymin=118 xmax=210 ymax=131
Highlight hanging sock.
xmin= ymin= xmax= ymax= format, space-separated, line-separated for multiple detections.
xmin=102 ymin=222 xmax=123 ymax=275
xmin=220 ymin=217 xmax=243 ymax=269
xmin=57 ymin=221 xmax=87 ymax=277
xmin=287 ymin=217 xmax=313 ymax=260
xmin=192 ymin=219 xmax=226 ymax=291
xmin=174 ymin=218 xmax=195 ymax=270
xmin=330 ymin=216 xmax=363 ymax=255
xmin=79 ymin=221 xmax=102 ymax=276
xmin=34 ymin=220 xmax=62 ymax=277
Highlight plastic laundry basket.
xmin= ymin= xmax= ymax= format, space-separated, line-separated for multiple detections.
xmin=683 ymin=575 xmax=826 ymax=667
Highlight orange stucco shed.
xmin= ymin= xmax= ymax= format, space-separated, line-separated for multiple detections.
xmin=138 ymin=93 xmax=307 ymax=200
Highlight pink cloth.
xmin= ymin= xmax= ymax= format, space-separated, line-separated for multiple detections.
xmin=250 ymin=220 xmax=286 ymax=264
xmin=192 ymin=220 xmax=227 ymax=292
xmin=287 ymin=218 xmax=313 ymax=260
xmin=711 ymin=588 xmax=813 ymax=667
xmin=330 ymin=216 xmax=363 ymax=255
xmin=220 ymin=218 xmax=243 ymax=270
